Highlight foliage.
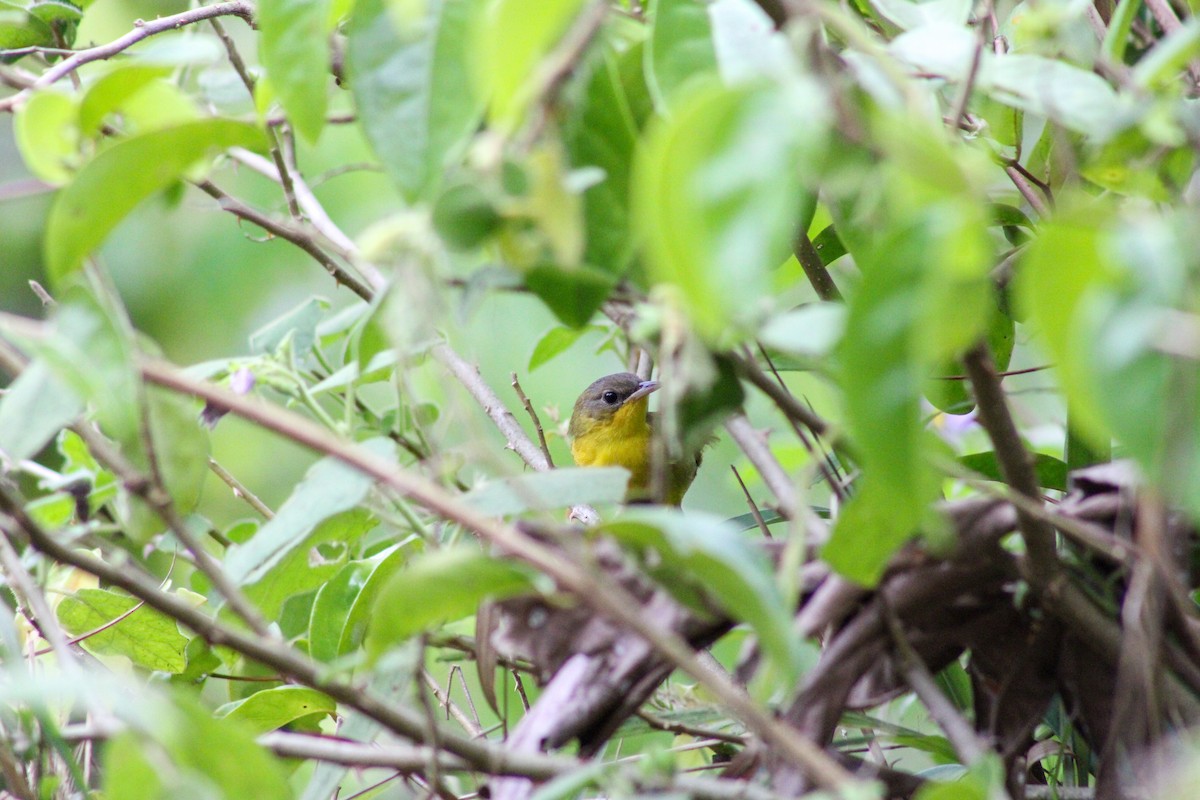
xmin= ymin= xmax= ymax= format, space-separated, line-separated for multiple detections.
xmin=1 ymin=0 xmax=1200 ymax=798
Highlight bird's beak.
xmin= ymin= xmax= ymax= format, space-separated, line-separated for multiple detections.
xmin=626 ymin=380 xmax=660 ymax=403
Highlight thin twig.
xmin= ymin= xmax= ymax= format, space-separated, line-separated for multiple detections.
xmin=882 ymin=602 xmax=989 ymax=764
xmin=730 ymin=465 xmax=771 ymax=538
xmin=208 ymin=457 xmax=275 ymax=519
xmin=511 ymin=373 xmax=554 ymax=468
xmin=193 ymin=180 xmax=374 ymax=300
xmin=0 ymin=1 xmax=255 ymax=112
xmin=792 ymin=231 xmax=842 ymax=302
xmin=731 ymin=353 xmax=829 ymax=437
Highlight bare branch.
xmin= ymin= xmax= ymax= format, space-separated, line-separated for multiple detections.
xmin=0 ymin=1 xmax=256 ymax=113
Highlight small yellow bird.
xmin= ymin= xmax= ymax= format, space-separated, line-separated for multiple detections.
xmin=568 ymin=372 xmax=701 ymax=505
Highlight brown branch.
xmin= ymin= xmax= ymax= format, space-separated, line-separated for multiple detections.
xmin=730 ymin=465 xmax=771 ymax=538
xmin=193 ymin=180 xmax=374 ymax=301
xmin=0 ymin=1 xmax=256 ymax=112
xmin=731 ymin=353 xmax=830 ymax=437
xmin=792 ymin=230 xmax=842 ymax=302
xmin=511 ymin=373 xmax=554 ymax=468
xmin=724 ymin=415 xmax=799 ymax=520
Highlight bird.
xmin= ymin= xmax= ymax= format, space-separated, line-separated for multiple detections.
xmin=568 ymin=372 xmax=701 ymax=505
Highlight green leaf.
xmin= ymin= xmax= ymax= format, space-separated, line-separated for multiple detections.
xmin=462 ymin=466 xmax=631 ymax=515
xmin=248 ymin=296 xmax=330 ymax=356
xmin=562 ymin=42 xmax=649 ymax=276
xmin=524 ymin=263 xmax=617 ymax=328
xmin=604 ymin=508 xmax=804 ymax=687
xmin=225 ymin=438 xmax=393 ymax=618
xmin=1132 ymin=17 xmax=1200 ymax=89
xmin=142 ymin=387 xmax=210 ymax=516
xmin=432 ymin=181 xmax=502 ymax=249
xmin=14 ymin=90 xmax=78 ymax=184
xmin=1015 ymin=198 xmax=1118 ymax=446
xmin=57 ymin=588 xmax=192 ymax=672
xmin=0 ymin=3 xmax=54 ymax=50
xmin=44 ymin=119 xmax=268 ymax=284
xmin=475 ymin=0 xmax=586 ymax=128
xmin=102 ymin=733 xmax=164 ymax=800
xmin=646 ymin=0 xmax=717 ymax=111
xmin=221 ymin=686 xmax=336 ymax=735
xmin=758 ymin=303 xmax=846 ymax=359
xmin=258 ymin=0 xmax=330 ymax=142
xmin=958 ymin=451 xmax=1068 ymax=492
xmin=347 ymin=0 xmax=485 ymax=201
xmin=0 ymin=359 xmax=82 ymax=462
xmin=978 ymin=54 xmax=1129 ymax=140
xmin=34 ymin=286 xmax=140 ymax=457
xmin=156 ymin=692 xmax=292 ymax=800
xmin=309 ymin=560 xmax=373 ymax=662
xmin=336 ymin=545 xmax=409 ymax=655
xmin=78 ymin=64 xmax=174 ymax=135
xmin=810 ymin=223 xmax=846 ymax=266
xmin=366 ymin=548 xmax=538 ymax=659
xmin=825 ymin=114 xmax=992 ymax=585
xmin=633 ymin=79 xmax=827 ymax=342
xmin=529 ymin=324 xmax=595 ymax=370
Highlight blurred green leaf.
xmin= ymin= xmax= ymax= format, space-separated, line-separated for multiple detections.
xmin=14 ymin=89 xmax=77 ymax=184
xmin=646 ymin=0 xmax=716 ymax=111
xmin=529 ymin=324 xmax=597 ymax=370
xmin=258 ymin=0 xmax=329 ymax=142
xmin=221 ymin=686 xmax=336 ymax=735
xmin=0 ymin=1 xmax=54 ymax=50
xmin=462 ymin=466 xmax=630 ymax=515
xmin=475 ymin=0 xmax=586 ymax=129
xmin=158 ymin=691 xmax=292 ymax=800
xmin=432 ymin=181 xmax=502 ymax=249
xmin=758 ymin=303 xmax=846 ymax=359
xmin=78 ymin=64 xmax=174 ymax=135
xmin=347 ymin=0 xmax=484 ymax=201
xmin=34 ymin=286 xmax=140 ymax=455
xmin=524 ymin=263 xmax=616 ymax=328
xmin=979 ymin=54 xmax=1129 ymax=139
xmin=249 ymin=296 xmax=330 ymax=356
xmin=1132 ymin=18 xmax=1200 ymax=89
xmin=959 ymin=451 xmax=1067 ymax=492
xmin=562 ymin=42 xmax=649 ymax=276
xmin=0 ymin=359 xmax=82 ymax=462
xmin=634 ymin=79 xmax=827 ymax=342
xmin=605 ymin=508 xmax=804 ymax=687
xmin=57 ymin=588 xmax=192 ymax=672
xmin=366 ymin=547 xmax=538 ymax=659
xmin=826 ymin=114 xmax=990 ymax=585
xmin=337 ymin=545 xmax=409 ymax=655
xmin=44 ymin=119 xmax=268 ymax=284
xmin=103 ymin=732 xmax=165 ymax=800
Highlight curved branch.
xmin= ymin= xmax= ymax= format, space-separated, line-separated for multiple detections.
xmin=0 ymin=1 xmax=256 ymax=113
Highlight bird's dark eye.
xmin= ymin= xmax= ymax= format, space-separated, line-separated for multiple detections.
xmin=601 ymin=390 xmax=619 ymax=405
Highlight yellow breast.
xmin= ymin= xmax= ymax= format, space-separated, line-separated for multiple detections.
xmin=570 ymin=401 xmax=654 ymax=499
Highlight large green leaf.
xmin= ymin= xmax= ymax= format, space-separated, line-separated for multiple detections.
xmin=0 ymin=359 xmax=82 ymax=462
xmin=825 ymin=115 xmax=991 ymax=585
xmin=225 ymin=438 xmax=392 ymax=618
xmin=633 ymin=79 xmax=827 ymax=342
xmin=462 ymin=466 xmax=630 ymax=515
xmin=44 ymin=119 xmax=267 ymax=284
xmin=258 ymin=0 xmax=330 ymax=142
xmin=57 ymin=588 xmax=193 ymax=673
xmin=604 ymin=508 xmax=804 ymax=687
xmin=645 ymin=0 xmax=716 ymax=111
xmin=366 ymin=547 xmax=539 ymax=660
xmin=347 ymin=0 xmax=484 ymax=201
xmin=475 ymin=0 xmax=586 ymax=129
xmin=562 ymin=41 xmax=649 ymax=276
xmin=14 ymin=90 xmax=78 ymax=184
xmin=221 ymin=686 xmax=336 ymax=735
